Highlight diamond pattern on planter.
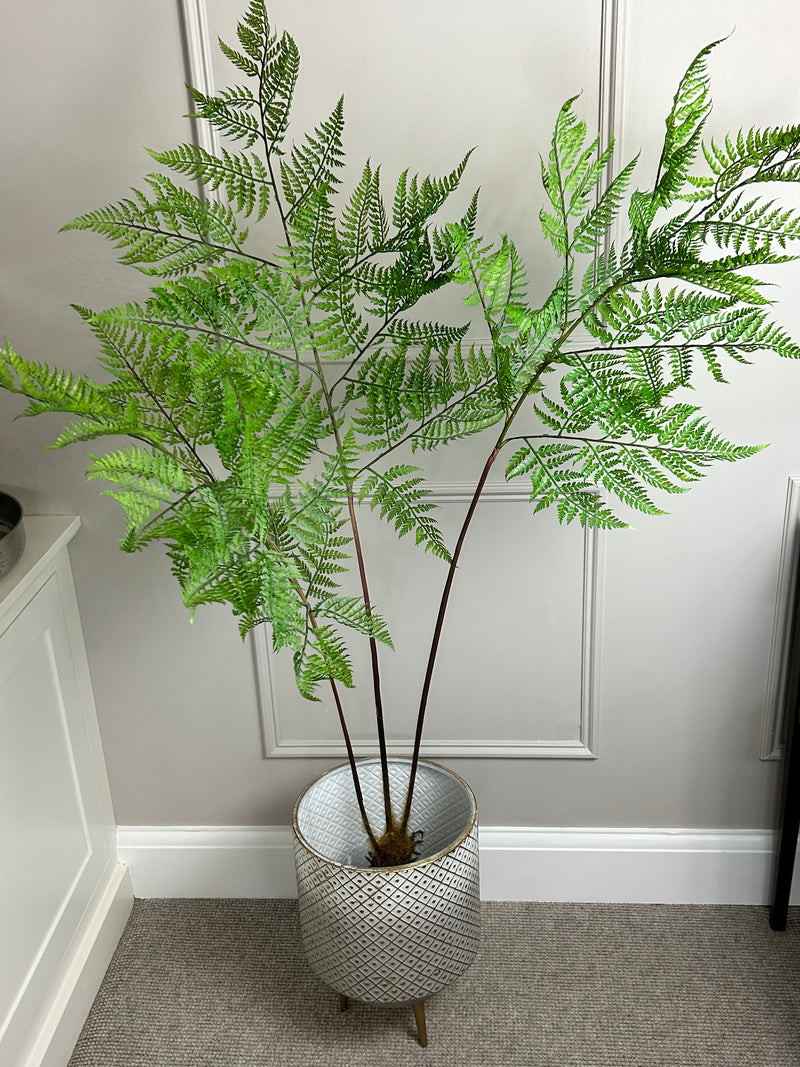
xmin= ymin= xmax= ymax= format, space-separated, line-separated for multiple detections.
xmin=293 ymin=759 xmax=480 ymax=1004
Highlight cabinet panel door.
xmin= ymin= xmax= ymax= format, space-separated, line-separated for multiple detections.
xmin=0 ymin=573 xmax=112 ymax=1066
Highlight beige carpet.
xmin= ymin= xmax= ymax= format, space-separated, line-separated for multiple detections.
xmin=68 ymin=900 xmax=800 ymax=1066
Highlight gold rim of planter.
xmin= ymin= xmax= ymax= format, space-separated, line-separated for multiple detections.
xmin=291 ymin=756 xmax=478 ymax=872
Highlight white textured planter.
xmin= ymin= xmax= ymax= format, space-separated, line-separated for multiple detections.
xmin=292 ymin=758 xmax=480 ymax=1008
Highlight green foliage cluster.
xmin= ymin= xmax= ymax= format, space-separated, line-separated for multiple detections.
xmin=3 ymin=5 xmax=800 ymax=706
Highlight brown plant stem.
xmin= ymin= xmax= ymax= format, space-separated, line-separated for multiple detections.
xmin=399 ymin=445 xmax=500 ymax=832
xmin=347 ymin=492 xmax=394 ymax=834
xmin=255 ymin=92 xmax=394 ymax=851
xmin=327 ymin=677 xmax=383 ymax=857
xmin=257 ymin=527 xmax=385 ymax=860
xmin=397 ymin=324 xmax=572 ymax=833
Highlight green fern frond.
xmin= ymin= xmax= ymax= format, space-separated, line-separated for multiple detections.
xmin=234 ymin=0 xmax=270 ymax=64
xmin=702 ymin=124 xmax=800 ymax=191
xmin=187 ymin=84 xmax=261 ymax=149
xmin=206 ymin=1 xmax=300 ymax=155
xmin=359 ymin=465 xmax=450 ymax=560
xmin=579 ymin=442 xmax=666 ymax=515
xmin=481 ymin=236 xmax=528 ymax=326
xmin=410 ymin=391 xmax=505 ymax=451
xmin=218 ymin=38 xmax=260 ymax=79
xmin=0 ymin=342 xmax=114 ymax=420
xmin=294 ymin=624 xmax=354 ymax=699
xmin=314 ymin=275 xmax=370 ymax=356
xmin=402 ymin=346 xmax=450 ymax=414
xmin=286 ymin=187 xmax=339 ymax=282
xmin=675 ymin=173 xmax=718 ymax=203
xmin=539 ymin=95 xmax=614 ymax=257
xmin=339 ymin=160 xmax=382 ymax=262
xmin=147 ymin=144 xmax=271 ymax=220
xmin=654 ymin=403 xmax=764 ymax=459
xmin=348 ymin=348 xmax=409 ymax=448
xmin=572 ymin=154 xmax=638 ymax=254
xmin=258 ymin=31 xmax=300 ymax=153
xmin=315 ymin=595 xmax=394 ymax=648
xmin=50 ymin=411 xmax=173 ymax=450
xmin=452 ymin=343 xmax=496 ymax=389
xmin=385 ymin=318 xmax=469 ymax=349
xmin=690 ymin=195 xmax=800 ymax=254
xmin=62 ymin=175 xmax=249 ymax=276
xmin=651 ymin=38 xmax=722 ymax=208
xmin=506 ymin=440 xmax=628 ymax=528
xmin=99 ymin=480 xmax=175 ymax=530
xmin=392 ymin=152 xmax=473 ymax=231
xmin=87 ymin=446 xmax=193 ymax=494
xmin=281 ymin=96 xmax=345 ymax=216
xmin=431 ymin=189 xmax=481 ymax=265
xmin=245 ymin=380 xmax=327 ymax=482
xmin=221 ymin=547 xmax=308 ymax=646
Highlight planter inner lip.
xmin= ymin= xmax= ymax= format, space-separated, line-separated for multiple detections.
xmin=0 ymin=491 xmax=23 ymax=537
xmin=292 ymin=757 xmax=477 ymax=873
xmin=0 ymin=491 xmax=25 ymax=580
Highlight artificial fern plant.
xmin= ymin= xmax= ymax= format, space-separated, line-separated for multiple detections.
xmin=3 ymin=3 xmax=800 ymax=865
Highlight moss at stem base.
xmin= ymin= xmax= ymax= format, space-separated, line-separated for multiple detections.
xmin=367 ymin=819 xmax=423 ymax=868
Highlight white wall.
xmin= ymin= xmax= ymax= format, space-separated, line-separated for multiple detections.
xmin=2 ymin=0 xmax=799 ymax=834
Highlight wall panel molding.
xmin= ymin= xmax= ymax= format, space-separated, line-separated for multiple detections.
xmin=254 ymin=482 xmax=604 ymax=760
xmin=761 ymin=476 xmax=800 ymax=759
xmin=183 ymin=4 xmax=614 ymax=761
xmin=178 ymin=0 xmax=221 ymax=162
xmin=598 ymin=0 xmax=624 ymax=163
xmin=598 ymin=0 xmax=629 ymax=256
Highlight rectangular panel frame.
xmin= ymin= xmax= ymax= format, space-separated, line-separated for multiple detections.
xmin=254 ymin=483 xmax=604 ymax=759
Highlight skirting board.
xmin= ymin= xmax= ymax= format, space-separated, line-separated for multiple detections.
xmin=117 ymin=827 xmax=800 ymax=906
xmin=19 ymin=862 xmax=133 ymax=1067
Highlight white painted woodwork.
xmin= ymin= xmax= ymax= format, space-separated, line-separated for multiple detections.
xmin=178 ymin=0 xmax=222 ymax=166
xmin=0 ymin=518 xmax=131 ymax=1067
xmin=256 ymin=485 xmax=604 ymax=758
xmin=117 ymin=823 xmax=800 ymax=906
xmin=761 ymin=477 xmax=800 ymax=759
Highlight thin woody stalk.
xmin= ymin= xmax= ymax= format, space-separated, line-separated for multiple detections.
xmin=267 ymin=533 xmax=382 ymax=856
xmin=399 ymin=445 xmax=500 ymax=831
xmin=327 ymin=677 xmax=382 ymax=856
xmin=256 ymin=87 xmax=394 ymax=853
xmin=398 ymin=322 xmax=578 ymax=831
xmin=346 ymin=491 xmax=394 ymax=834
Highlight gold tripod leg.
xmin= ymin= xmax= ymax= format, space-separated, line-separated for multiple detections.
xmin=412 ymin=1001 xmax=428 ymax=1048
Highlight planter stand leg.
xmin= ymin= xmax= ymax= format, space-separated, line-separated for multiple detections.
xmin=412 ymin=1001 xmax=428 ymax=1048
xmin=337 ymin=995 xmax=427 ymax=1046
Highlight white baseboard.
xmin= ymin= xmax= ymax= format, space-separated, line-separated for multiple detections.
xmin=117 ymin=826 xmax=797 ymax=906
xmin=118 ymin=827 xmax=297 ymax=900
xmin=21 ymin=862 xmax=133 ymax=1067
xmin=478 ymin=828 xmax=789 ymax=905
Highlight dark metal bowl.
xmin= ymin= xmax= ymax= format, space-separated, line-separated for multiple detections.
xmin=0 ymin=492 xmax=25 ymax=579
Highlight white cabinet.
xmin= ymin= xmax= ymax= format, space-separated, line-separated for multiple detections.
xmin=0 ymin=517 xmax=130 ymax=1067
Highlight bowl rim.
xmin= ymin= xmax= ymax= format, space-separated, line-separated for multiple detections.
xmin=0 ymin=490 xmax=23 ymax=535
xmin=292 ymin=756 xmax=478 ymax=873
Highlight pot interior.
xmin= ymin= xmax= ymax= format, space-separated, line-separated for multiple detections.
xmin=0 ymin=492 xmax=25 ymax=579
xmin=0 ymin=492 xmax=22 ymax=539
xmin=295 ymin=759 xmax=475 ymax=868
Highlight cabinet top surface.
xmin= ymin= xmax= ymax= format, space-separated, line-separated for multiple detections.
xmin=0 ymin=515 xmax=80 ymax=618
